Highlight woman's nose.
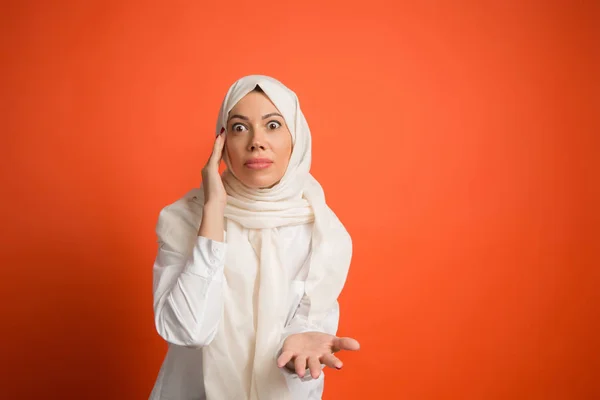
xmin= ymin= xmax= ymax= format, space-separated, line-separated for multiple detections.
xmin=248 ymin=128 xmax=267 ymax=151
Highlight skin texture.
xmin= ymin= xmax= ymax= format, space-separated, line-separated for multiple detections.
xmin=199 ymin=88 xmax=360 ymax=379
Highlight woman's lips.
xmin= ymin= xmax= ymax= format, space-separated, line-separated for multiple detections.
xmin=245 ymin=158 xmax=273 ymax=170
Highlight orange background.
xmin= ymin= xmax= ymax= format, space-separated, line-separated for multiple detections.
xmin=1 ymin=1 xmax=598 ymax=399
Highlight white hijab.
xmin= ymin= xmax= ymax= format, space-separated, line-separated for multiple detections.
xmin=201 ymin=75 xmax=352 ymax=399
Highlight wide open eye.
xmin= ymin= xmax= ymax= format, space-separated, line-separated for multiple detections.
xmin=231 ymin=123 xmax=248 ymax=132
xmin=267 ymin=120 xmax=282 ymax=130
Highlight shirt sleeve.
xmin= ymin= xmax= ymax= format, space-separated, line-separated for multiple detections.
xmin=280 ymin=230 xmax=340 ymax=340
xmin=282 ymin=295 xmax=340 ymax=338
xmin=152 ymin=202 xmax=226 ymax=348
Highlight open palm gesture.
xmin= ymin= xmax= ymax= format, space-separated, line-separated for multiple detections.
xmin=277 ymin=332 xmax=360 ymax=379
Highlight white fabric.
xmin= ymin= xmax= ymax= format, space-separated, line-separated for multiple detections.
xmin=150 ymin=207 xmax=340 ymax=399
xmin=152 ymin=75 xmax=352 ymax=399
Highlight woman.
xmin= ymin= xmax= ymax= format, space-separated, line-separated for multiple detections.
xmin=150 ymin=75 xmax=359 ymax=400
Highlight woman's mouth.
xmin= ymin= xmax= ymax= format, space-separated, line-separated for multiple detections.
xmin=245 ymin=158 xmax=273 ymax=170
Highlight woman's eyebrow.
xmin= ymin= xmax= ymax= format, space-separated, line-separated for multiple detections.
xmin=228 ymin=114 xmax=249 ymax=121
xmin=228 ymin=113 xmax=283 ymax=121
xmin=262 ymin=112 xmax=283 ymax=119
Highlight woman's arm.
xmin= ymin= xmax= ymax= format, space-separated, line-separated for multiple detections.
xmin=276 ymin=236 xmax=358 ymax=378
xmin=153 ymin=130 xmax=228 ymax=347
xmin=152 ymin=202 xmax=226 ymax=348
xmin=278 ymin=296 xmax=340 ymax=376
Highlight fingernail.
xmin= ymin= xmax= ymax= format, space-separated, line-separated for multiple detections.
xmin=220 ymin=127 xmax=225 ymax=134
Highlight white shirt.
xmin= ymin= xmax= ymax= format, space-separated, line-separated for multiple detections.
xmin=149 ymin=212 xmax=340 ymax=400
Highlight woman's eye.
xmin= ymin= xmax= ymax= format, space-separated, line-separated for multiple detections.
xmin=232 ymin=123 xmax=248 ymax=132
xmin=267 ymin=121 xmax=282 ymax=130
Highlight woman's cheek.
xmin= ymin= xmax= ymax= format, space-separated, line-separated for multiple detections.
xmin=226 ymin=141 xmax=243 ymax=165
xmin=274 ymin=134 xmax=293 ymax=159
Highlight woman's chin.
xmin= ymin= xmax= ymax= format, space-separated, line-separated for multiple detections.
xmin=239 ymin=175 xmax=281 ymax=190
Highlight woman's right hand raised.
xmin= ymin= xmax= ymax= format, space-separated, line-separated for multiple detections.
xmin=201 ymin=132 xmax=227 ymax=209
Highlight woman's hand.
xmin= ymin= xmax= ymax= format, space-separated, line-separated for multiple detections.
xmin=277 ymin=332 xmax=360 ymax=379
xmin=198 ymin=132 xmax=227 ymax=242
xmin=201 ymin=131 xmax=227 ymax=208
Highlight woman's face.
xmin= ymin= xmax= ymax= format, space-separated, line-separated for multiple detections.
xmin=225 ymin=90 xmax=293 ymax=189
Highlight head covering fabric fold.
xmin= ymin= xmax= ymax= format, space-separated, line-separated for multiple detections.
xmin=200 ymin=75 xmax=352 ymax=399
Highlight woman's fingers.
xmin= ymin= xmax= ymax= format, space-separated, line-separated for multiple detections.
xmin=201 ymin=132 xmax=228 ymax=207
xmin=208 ymin=132 xmax=226 ymax=166
xmin=294 ymin=356 xmax=307 ymax=378
xmin=307 ymin=357 xmax=322 ymax=379
xmin=278 ymin=333 xmax=360 ymax=377
xmin=321 ymin=353 xmax=343 ymax=370
xmin=277 ymin=351 xmax=294 ymax=368
xmin=332 ymin=336 xmax=361 ymax=353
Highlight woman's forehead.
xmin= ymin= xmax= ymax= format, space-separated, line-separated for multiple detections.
xmin=228 ymin=90 xmax=279 ymax=114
